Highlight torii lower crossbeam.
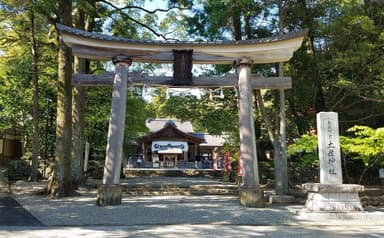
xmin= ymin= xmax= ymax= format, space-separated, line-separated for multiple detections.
xmin=72 ymin=73 xmax=292 ymax=89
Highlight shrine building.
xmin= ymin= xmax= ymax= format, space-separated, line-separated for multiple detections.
xmin=131 ymin=119 xmax=226 ymax=169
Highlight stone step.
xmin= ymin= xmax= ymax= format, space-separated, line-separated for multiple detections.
xmin=121 ymin=184 xmax=239 ymax=196
xmin=117 ymin=169 xmax=237 ymax=196
xmin=359 ymin=186 xmax=384 ymax=197
xmin=88 ymin=171 xmax=239 ymax=196
xmin=125 ymin=169 xmax=222 ymax=178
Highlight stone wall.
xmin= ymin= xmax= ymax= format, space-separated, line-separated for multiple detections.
xmin=361 ymin=195 xmax=384 ymax=207
xmin=8 ymin=160 xmax=31 ymax=180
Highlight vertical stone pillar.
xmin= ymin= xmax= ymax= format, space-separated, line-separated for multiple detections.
xmin=237 ymin=57 xmax=264 ymax=207
xmin=97 ymin=56 xmax=131 ymax=206
xmin=317 ymin=112 xmax=343 ymax=184
xmin=142 ymin=143 xmax=147 ymax=162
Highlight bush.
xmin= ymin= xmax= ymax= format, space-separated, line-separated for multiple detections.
xmin=287 ymin=126 xmax=384 ymax=185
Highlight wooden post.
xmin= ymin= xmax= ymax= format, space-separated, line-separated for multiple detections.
xmin=142 ymin=143 xmax=147 ymax=161
xmin=83 ymin=141 xmax=90 ymax=173
xmin=275 ymin=61 xmax=289 ymax=195
xmin=97 ymin=56 xmax=131 ymax=206
xmin=237 ymin=57 xmax=264 ymax=207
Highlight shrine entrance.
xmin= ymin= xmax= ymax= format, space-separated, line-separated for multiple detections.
xmin=57 ymin=24 xmax=307 ymax=207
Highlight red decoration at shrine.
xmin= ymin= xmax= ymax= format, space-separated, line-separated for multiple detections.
xmin=237 ymin=149 xmax=243 ymax=177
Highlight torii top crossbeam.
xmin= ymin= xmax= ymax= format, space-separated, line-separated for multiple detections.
xmin=57 ymin=24 xmax=307 ymax=64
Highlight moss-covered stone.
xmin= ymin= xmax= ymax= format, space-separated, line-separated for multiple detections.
xmin=96 ymin=185 xmax=122 ymax=206
xmin=239 ymin=186 xmax=265 ymax=208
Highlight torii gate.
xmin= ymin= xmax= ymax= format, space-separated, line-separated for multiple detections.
xmin=57 ymin=24 xmax=307 ymax=207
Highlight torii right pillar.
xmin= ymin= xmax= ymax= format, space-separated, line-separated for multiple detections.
xmin=237 ymin=57 xmax=265 ymax=208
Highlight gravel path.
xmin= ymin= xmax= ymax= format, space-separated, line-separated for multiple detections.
xmin=9 ymin=180 xmax=297 ymax=226
xmin=9 ymin=180 xmax=384 ymax=227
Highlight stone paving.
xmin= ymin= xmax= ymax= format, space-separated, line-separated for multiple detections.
xmin=0 ymin=178 xmax=384 ymax=237
xmin=0 ymin=192 xmax=42 ymax=226
xmin=1 ymin=225 xmax=384 ymax=238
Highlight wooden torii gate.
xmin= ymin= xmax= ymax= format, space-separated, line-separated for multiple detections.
xmin=57 ymin=24 xmax=307 ymax=207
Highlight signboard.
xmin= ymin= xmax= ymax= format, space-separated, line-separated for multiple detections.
xmin=379 ymin=168 xmax=384 ymax=179
xmin=151 ymin=141 xmax=188 ymax=152
xmin=152 ymin=154 xmax=160 ymax=168
xmin=157 ymin=148 xmax=183 ymax=154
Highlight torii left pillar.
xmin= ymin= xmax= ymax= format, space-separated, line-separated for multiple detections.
xmin=237 ymin=57 xmax=264 ymax=208
xmin=97 ymin=56 xmax=132 ymax=206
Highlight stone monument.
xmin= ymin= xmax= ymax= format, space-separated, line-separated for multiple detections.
xmin=302 ymin=112 xmax=364 ymax=212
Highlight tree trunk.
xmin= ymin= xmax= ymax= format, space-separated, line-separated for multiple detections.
xmin=48 ymin=0 xmax=73 ymax=197
xmin=231 ymin=0 xmax=242 ymax=41
xmin=275 ymin=86 xmax=289 ymax=195
xmin=71 ymin=6 xmax=92 ymax=187
xmin=273 ymin=0 xmax=290 ymax=195
xmin=255 ymin=89 xmax=274 ymax=143
xmin=29 ymin=1 xmax=40 ymax=181
xmin=273 ymin=97 xmax=281 ymax=186
xmin=72 ymin=59 xmax=86 ymax=187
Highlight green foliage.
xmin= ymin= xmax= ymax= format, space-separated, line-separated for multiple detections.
xmin=85 ymin=87 xmax=112 ymax=154
xmin=85 ymin=87 xmax=153 ymax=156
xmin=0 ymin=0 xmax=57 ymax=156
xmin=287 ymin=1 xmax=384 ymax=132
xmin=341 ymin=126 xmax=384 ymax=167
xmin=289 ymin=125 xmax=384 ymax=183
xmin=125 ymin=96 xmax=153 ymax=140
xmin=148 ymin=87 xmax=238 ymax=135
xmin=186 ymin=0 xmax=265 ymax=40
xmin=287 ymin=134 xmax=319 ymax=166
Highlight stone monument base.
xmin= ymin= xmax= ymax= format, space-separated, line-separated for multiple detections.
xmin=96 ymin=184 xmax=122 ymax=206
xmin=239 ymin=186 xmax=265 ymax=208
xmin=0 ymin=167 xmax=8 ymax=191
xmin=269 ymin=195 xmax=296 ymax=204
xmin=302 ymin=183 xmax=364 ymax=213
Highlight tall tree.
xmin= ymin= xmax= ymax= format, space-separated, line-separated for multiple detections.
xmin=71 ymin=0 xmax=96 ymax=187
xmin=286 ymin=0 xmax=384 ymax=132
xmin=48 ymin=0 xmax=73 ymax=196
xmin=29 ymin=0 xmax=40 ymax=181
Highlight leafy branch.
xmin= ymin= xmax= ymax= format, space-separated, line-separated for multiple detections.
xmin=100 ymin=0 xmax=189 ymax=41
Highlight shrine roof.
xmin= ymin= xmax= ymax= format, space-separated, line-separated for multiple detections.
xmin=146 ymin=119 xmax=194 ymax=133
xmin=192 ymin=133 xmax=227 ymax=147
xmin=137 ymin=119 xmax=204 ymax=144
xmin=57 ymin=24 xmax=307 ymax=64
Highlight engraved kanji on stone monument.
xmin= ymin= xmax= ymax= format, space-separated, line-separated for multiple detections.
xmin=303 ymin=113 xmax=364 ymax=213
xmin=317 ymin=112 xmax=342 ymax=184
